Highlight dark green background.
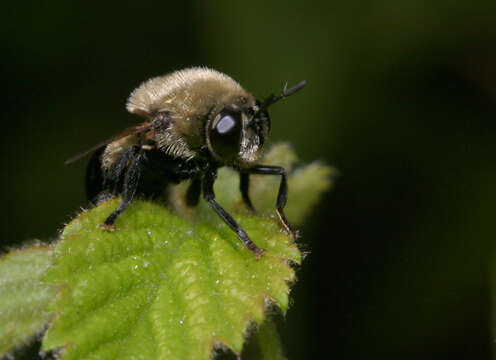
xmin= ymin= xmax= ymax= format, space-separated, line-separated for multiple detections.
xmin=1 ymin=1 xmax=495 ymax=359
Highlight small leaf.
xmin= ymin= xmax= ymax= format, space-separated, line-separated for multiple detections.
xmin=170 ymin=142 xmax=335 ymax=226
xmin=0 ymin=244 xmax=56 ymax=356
xmin=41 ymin=143 xmax=333 ymax=359
xmin=241 ymin=320 xmax=285 ymax=360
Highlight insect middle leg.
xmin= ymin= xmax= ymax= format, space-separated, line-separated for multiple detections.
xmin=102 ymin=147 xmax=144 ymax=229
xmin=203 ymin=168 xmax=264 ymax=257
xmin=247 ymin=165 xmax=296 ymax=238
xmin=185 ymin=178 xmax=202 ymax=207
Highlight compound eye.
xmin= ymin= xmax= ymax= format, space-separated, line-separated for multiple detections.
xmin=216 ymin=114 xmax=237 ymax=134
xmin=210 ymin=108 xmax=242 ymax=161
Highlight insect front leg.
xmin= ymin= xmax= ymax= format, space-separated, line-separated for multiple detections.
xmin=202 ymin=168 xmax=264 ymax=257
xmin=102 ymin=146 xmax=144 ymax=230
xmin=239 ymin=172 xmax=256 ymax=214
xmin=247 ymin=165 xmax=296 ymax=239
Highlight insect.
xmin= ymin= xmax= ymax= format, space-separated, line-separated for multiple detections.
xmin=67 ymin=67 xmax=306 ymax=257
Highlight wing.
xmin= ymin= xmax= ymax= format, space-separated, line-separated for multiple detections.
xmin=64 ymin=123 xmax=153 ymax=165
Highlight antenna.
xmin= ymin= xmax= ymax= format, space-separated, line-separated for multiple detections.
xmin=261 ymin=80 xmax=307 ymax=110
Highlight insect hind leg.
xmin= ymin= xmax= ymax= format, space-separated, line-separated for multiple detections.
xmin=102 ymin=146 xmax=143 ymax=229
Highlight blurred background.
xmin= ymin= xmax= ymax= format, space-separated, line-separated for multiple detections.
xmin=1 ymin=0 xmax=495 ymax=359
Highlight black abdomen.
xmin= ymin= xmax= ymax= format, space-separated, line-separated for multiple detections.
xmin=86 ymin=147 xmax=105 ymax=201
xmin=85 ymin=147 xmax=202 ymax=202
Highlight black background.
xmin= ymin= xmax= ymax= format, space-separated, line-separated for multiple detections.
xmin=1 ymin=1 xmax=496 ymax=359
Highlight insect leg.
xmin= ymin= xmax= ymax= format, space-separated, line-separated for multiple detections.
xmin=185 ymin=178 xmax=201 ymax=207
xmin=247 ymin=165 xmax=295 ymax=238
xmin=105 ymin=146 xmax=138 ymax=195
xmin=102 ymin=147 xmax=143 ymax=229
xmin=239 ymin=172 xmax=256 ymax=213
xmin=202 ymin=168 xmax=264 ymax=257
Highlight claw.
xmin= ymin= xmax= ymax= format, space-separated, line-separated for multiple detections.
xmin=100 ymin=223 xmax=116 ymax=232
xmin=252 ymin=246 xmax=265 ymax=259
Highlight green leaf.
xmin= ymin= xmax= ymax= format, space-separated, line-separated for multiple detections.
xmin=0 ymin=244 xmax=56 ymax=356
xmin=41 ymin=143 xmax=333 ymax=359
xmin=42 ymin=200 xmax=298 ymax=359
